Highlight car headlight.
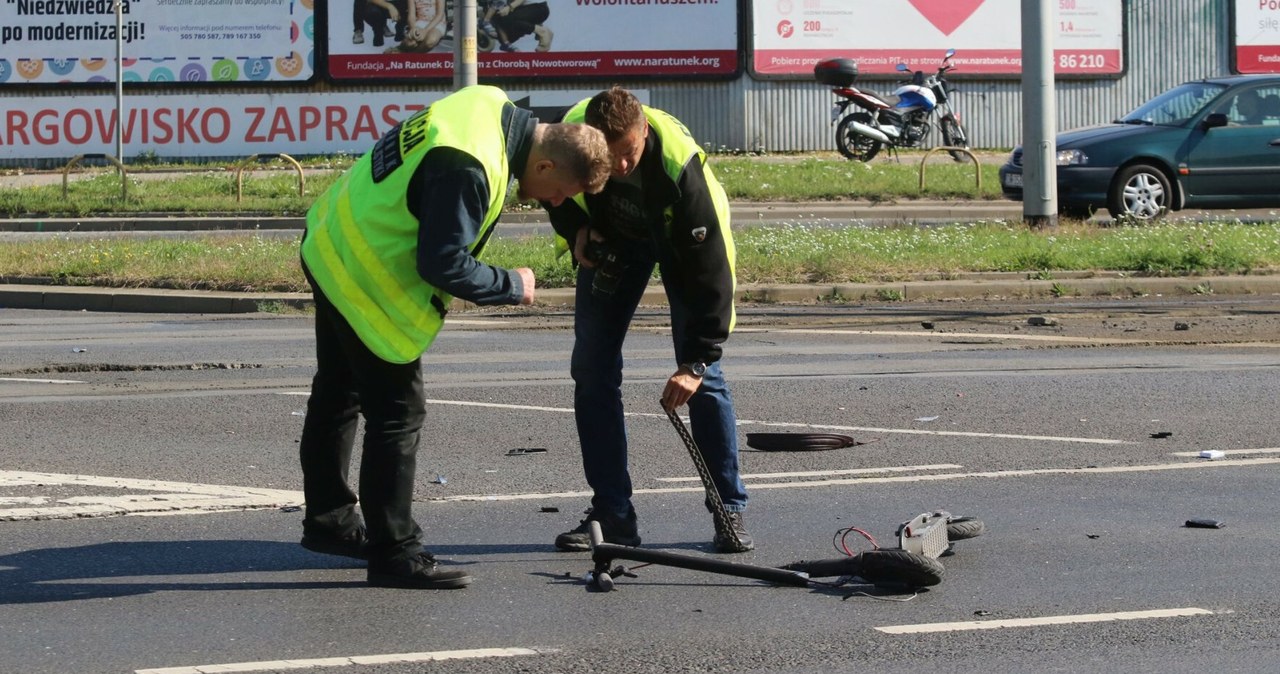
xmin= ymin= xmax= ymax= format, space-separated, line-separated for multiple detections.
xmin=1056 ymin=149 xmax=1088 ymax=166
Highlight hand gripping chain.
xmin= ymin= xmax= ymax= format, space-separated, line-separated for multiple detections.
xmin=663 ymin=403 xmax=744 ymax=549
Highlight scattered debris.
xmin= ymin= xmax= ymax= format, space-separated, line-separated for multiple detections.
xmin=1086 ymin=534 xmax=1101 ymax=539
xmin=1185 ymin=518 xmax=1225 ymax=529
xmin=279 ymin=505 xmax=301 ymax=513
xmin=914 ymin=415 xmax=939 ymax=422
xmin=1027 ymin=316 xmax=1058 ymax=327
xmin=1174 ymin=322 xmax=1190 ymax=331
xmin=506 ymin=447 xmax=548 ymax=456
xmin=921 ymin=321 xmax=935 ymax=329
xmin=1150 ymin=431 xmax=1173 ymax=439
xmin=430 ymin=475 xmax=447 ymax=485
xmin=1198 ymin=449 xmax=1225 ymax=460
xmin=974 ymin=610 xmax=991 ymax=617
xmin=72 ymin=347 xmax=88 ymax=353
xmin=540 ymin=506 xmax=560 ymax=513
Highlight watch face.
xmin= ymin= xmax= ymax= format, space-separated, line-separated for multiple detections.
xmin=690 ymin=362 xmax=707 ymax=376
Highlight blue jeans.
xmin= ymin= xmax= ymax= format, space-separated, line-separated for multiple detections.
xmin=570 ymin=248 xmax=747 ymax=521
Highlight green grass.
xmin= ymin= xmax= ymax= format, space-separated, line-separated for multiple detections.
xmin=3 ymin=221 xmax=1278 ymax=292
xmin=0 ymin=153 xmax=1002 ymax=217
xmin=4 ymin=153 xmax=1277 ymax=292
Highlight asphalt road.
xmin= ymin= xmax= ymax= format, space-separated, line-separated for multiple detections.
xmin=2 ymin=299 xmax=1279 ymax=674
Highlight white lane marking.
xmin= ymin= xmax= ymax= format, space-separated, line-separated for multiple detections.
xmin=429 ymin=457 xmax=1280 ymax=503
xmin=656 ymin=464 xmax=963 ymax=482
xmin=276 ymin=394 xmax=1127 ymax=446
xmin=0 ymin=377 xmax=86 ymax=384
xmin=136 ymin=646 xmax=551 ymax=674
xmin=0 ymin=471 xmax=302 ymax=521
xmin=875 ymin=607 xmax=1215 ymax=634
xmin=0 ymin=496 xmax=47 ymax=505
xmin=736 ymin=327 xmax=1149 ymax=344
xmin=1173 ymin=447 xmax=1280 ymax=457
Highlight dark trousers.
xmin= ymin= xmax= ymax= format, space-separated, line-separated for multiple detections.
xmin=299 ymin=264 xmax=425 ymax=563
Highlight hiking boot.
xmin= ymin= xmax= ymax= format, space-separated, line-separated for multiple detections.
xmin=301 ymin=525 xmax=369 ymax=560
xmin=367 ymin=551 xmax=472 ymax=589
xmin=554 ymin=508 xmax=640 ymax=551
xmin=713 ymin=511 xmax=755 ymax=553
xmin=352 ymin=30 xmax=365 ymax=44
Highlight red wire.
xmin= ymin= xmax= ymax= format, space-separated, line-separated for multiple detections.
xmin=833 ymin=526 xmax=879 ymax=556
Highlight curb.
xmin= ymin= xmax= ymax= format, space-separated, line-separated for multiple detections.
xmin=4 ymin=274 xmax=1277 ymax=314
xmin=0 ymin=201 xmax=1023 ymax=233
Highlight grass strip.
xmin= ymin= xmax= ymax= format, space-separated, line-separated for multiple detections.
xmin=2 ymin=220 xmax=1277 ymax=293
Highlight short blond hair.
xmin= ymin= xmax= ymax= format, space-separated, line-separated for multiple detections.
xmin=537 ymin=122 xmax=611 ymax=193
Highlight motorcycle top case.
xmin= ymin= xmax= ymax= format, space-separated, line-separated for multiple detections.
xmin=814 ymin=58 xmax=858 ymax=87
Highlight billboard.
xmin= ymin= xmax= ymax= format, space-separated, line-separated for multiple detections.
xmin=750 ymin=0 xmax=1124 ymax=78
xmin=327 ymin=0 xmax=738 ymax=81
xmin=0 ymin=0 xmax=315 ymax=85
xmin=1234 ymin=0 xmax=1280 ymax=73
xmin=0 ymin=89 xmax=635 ymax=159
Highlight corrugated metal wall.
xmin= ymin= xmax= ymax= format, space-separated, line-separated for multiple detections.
xmin=654 ymin=0 xmax=1230 ymax=152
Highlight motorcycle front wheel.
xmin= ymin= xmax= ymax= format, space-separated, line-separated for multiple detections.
xmin=939 ymin=116 xmax=969 ymax=162
xmin=835 ymin=112 xmax=882 ymax=162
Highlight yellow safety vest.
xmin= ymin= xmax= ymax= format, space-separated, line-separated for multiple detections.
xmin=302 ymin=86 xmax=511 ymax=364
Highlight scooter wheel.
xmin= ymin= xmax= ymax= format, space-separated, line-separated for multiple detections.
xmin=946 ymin=517 xmax=985 ymax=541
xmin=856 ymin=549 xmax=944 ymax=588
xmin=595 ymin=571 xmax=615 ymax=592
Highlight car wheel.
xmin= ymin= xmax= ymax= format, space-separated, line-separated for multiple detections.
xmin=1106 ymin=164 xmax=1170 ymax=222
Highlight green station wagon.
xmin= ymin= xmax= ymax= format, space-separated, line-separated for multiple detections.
xmin=1000 ymin=75 xmax=1280 ymax=220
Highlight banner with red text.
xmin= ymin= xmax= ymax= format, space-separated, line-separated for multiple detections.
xmin=0 ymin=0 xmax=314 ymax=84
xmin=327 ymin=0 xmax=737 ymax=81
xmin=751 ymin=0 xmax=1123 ymax=77
xmin=1235 ymin=0 xmax=1280 ymax=73
xmin=0 ymin=89 xmax=630 ymax=159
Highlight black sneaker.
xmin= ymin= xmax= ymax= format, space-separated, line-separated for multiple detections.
xmin=554 ymin=508 xmax=640 ymax=551
xmin=713 ymin=512 xmax=755 ymax=553
xmin=367 ymin=551 xmax=472 ymax=589
xmin=301 ymin=525 xmax=369 ymax=560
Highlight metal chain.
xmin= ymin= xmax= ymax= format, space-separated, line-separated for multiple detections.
xmin=663 ymin=404 xmax=743 ymax=548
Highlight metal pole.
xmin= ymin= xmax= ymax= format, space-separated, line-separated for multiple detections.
xmin=115 ymin=0 xmax=125 ymax=163
xmin=453 ymin=0 xmax=477 ymax=89
xmin=1021 ymin=0 xmax=1057 ymax=228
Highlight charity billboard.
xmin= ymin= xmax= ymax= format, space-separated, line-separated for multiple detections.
xmin=0 ymin=0 xmax=315 ymax=85
xmin=750 ymin=0 xmax=1124 ymax=78
xmin=1234 ymin=0 xmax=1280 ymax=73
xmin=326 ymin=0 xmax=738 ymax=81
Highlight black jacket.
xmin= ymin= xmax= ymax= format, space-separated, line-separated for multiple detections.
xmin=544 ymin=126 xmax=735 ymax=365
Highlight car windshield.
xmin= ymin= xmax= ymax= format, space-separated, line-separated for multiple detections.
xmin=1117 ymin=82 xmax=1228 ymax=126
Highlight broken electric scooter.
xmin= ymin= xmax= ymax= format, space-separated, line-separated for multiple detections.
xmin=582 ymin=407 xmax=985 ymax=592
xmin=585 ymin=509 xmax=984 ymax=592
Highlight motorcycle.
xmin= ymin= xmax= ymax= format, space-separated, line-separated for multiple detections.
xmin=814 ymin=49 xmax=969 ymax=162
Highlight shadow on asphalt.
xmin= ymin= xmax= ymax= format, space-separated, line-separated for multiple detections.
xmin=0 ymin=540 xmax=364 ymax=604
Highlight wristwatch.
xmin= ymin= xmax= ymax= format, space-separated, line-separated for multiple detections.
xmin=681 ymin=361 xmax=707 ymax=377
